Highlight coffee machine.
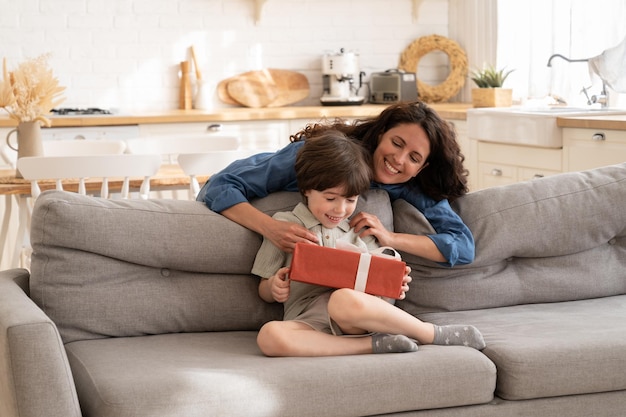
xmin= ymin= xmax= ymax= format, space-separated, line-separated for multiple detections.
xmin=320 ymin=48 xmax=365 ymax=106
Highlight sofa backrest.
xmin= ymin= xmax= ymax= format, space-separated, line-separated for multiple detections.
xmin=30 ymin=164 xmax=626 ymax=340
xmin=396 ymin=163 xmax=626 ymax=315
xmin=29 ymin=189 xmax=392 ymax=344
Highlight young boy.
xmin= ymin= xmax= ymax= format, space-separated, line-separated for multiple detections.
xmin=252 ymin=130 xmax=485 ymax=357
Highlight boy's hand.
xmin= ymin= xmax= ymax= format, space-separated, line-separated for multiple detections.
xmin=399 ymin=266 xmax=412 ymax=300
xmin=270 ymin=267 xmax=291 ymax=303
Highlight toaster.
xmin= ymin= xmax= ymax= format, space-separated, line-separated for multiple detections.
xmin=369 ymin=71 xmax=418 ymax=104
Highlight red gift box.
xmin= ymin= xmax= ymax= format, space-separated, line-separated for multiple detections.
xmin=289 ymin=242 xmax=406 ymax=299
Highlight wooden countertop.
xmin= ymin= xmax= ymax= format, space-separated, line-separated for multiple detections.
xmin=556 ymin=114 xmax=626 ymax=130
xmin=4 ymin=104 xmax=625 ymax=130
xmin=0 ymin=103 xmax=472 ymax=128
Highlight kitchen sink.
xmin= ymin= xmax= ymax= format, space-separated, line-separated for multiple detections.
xmin=504 ymin=106 xmax=626 ymax=115
xmin=467 ymin=106 xmax=626 ymax=148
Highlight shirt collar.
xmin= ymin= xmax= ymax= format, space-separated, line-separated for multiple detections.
xmin=292 ymin=202 xmax=352 ymax=233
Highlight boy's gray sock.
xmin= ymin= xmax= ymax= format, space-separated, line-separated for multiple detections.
xmin=433 ymin=325 xmax=486 ymax=350
xmin=372 ymin=333 xmax=419 ymax=354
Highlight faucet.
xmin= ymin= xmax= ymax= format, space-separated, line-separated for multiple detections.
xmin=581 ymin=82 xmax=609 ymax=107
xmin=546 ymin=54 xmax=589 ymax=67
xmin=547 ymin=53 xmax=609 ymax=107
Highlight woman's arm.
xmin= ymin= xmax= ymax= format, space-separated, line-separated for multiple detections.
xmin=200 ymin=141 xmax=317 ymax=251
xmin=201 ymin=144 xmax=301 ymax=213
xmin=222 ymin=203 xmax=318 ymax=252
xmin=351 ymin=185 xmax=474 ymax=266
xmin=350 ymin=212 xmax=447 ymax=263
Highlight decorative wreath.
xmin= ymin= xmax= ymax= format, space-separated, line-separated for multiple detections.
xmin=398 ymin=35 xmax=468 ymax=103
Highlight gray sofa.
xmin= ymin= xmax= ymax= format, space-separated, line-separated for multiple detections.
xmin=1 ymin=162 xmax=625 ymax=417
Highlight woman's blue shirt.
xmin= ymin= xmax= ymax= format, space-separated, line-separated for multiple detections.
xmin=200 ymin=141 xmax=474 ymax=267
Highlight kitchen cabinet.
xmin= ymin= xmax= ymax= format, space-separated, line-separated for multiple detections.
xmin=563 ymin=127 xmax=626 ymax=172
xmin=138 ymin=120 xmax=291 ymax=151
xmin=475 ymin=142 xmax=562 ymax=190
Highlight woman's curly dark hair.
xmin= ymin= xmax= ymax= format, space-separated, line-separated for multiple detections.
xmin=290 ymin=101 xmax=469 ymax=202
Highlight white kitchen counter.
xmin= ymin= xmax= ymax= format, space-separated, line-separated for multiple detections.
xmin=0 ymin=103 xmax=472 ymax=128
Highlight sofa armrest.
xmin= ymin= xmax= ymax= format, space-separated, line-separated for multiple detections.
xmin=0 ymin=269 xmax=81 ymax=417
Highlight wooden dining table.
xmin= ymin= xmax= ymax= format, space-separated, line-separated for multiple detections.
xmin=0 ymin=164 xmax=210 ymax=269
xmin=0 ymin=164 xmax=209 ymax=196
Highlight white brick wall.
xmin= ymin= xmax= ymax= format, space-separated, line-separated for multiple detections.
xmin=0 ymin=0 xmax=451 ymax=111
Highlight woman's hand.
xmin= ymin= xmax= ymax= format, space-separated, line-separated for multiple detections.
xmin=350 ymin=211 xmax=447 ymax=263
xmin=222 ymin=203 xmax=318 ymax=253
xmin=269 ymin=267 xmax=291 ymax=303
xmin=264 ymin=218 xmax=319 ymax=253
xmin=349 ymin=212 xmax=394 ymax=247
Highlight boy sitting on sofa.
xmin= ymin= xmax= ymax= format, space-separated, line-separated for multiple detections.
xmin=252 ymin=130 xmax=486 ymax=357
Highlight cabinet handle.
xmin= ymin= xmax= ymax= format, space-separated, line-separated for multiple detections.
xmin=491 ymin=168 xmax=503 ymax=176
xmin=532 ymin=174 xmax=544 ymax=179
xmin=207 ymin=124 xmax=222 ymax=132
xmin=591 ymin=133 xmax=605 ymax=141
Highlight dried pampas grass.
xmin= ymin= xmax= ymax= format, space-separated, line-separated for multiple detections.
xmin=0 ymin=54 xmax=65 ymax=126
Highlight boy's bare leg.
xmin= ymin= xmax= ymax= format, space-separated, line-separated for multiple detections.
xmin=257 ymin=320 xmax=372 ymax=357
xmin=257 ymin=320 xmax=418 ymax=357
xmin=328 ymin=289 xmax=486 ymax=350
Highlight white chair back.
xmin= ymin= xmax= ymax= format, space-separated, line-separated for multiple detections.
xmin=43 ymin=139 xmax=127 ymax=156
xmin=13 ymin=153 xmax=162 ymax=269
xmin=125 ymin=135 xmax=240 ymax=163
xmin=17 ymin=154 xmax=162 ymax=200
xmin=177 ymin=150 xmax=259 ymax=199
xmin=1 ymin=139 xmax=131 ymax=269
xmin=1 ymin=139 xmax=127 ymax=168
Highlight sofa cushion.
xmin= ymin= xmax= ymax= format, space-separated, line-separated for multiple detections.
xmin=29 ymin=189 xmax=392 ymax=344
xmin=419 ymin=294 xmax=626 ymax=401
xmin=396 ymin=163 xmax=626 ymax=315
xmin=65 ymin=332 xmax=495 ymax=417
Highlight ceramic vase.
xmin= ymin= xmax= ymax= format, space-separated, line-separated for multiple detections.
xmin=5 ymin=121 xmax=44 ymax=178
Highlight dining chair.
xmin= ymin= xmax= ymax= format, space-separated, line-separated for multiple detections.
xmin=177 ymin=149 xmax=260 ymax=199
xmin=43 ymin=139 xmax=127 ymax=156
xmin=125 ymin=135 xmax=240 ymax=163
xmin=17 ymin=154 xmax=162 ymax=200
xmin=125 ymin=134 xmax=243 ymax=199
xmin=1 ymin=139 xmax=130 ymax=270
xmin=13 ymin=154 xmax=162 ymax=269
xmin=1 ymin=139 xmax=127 ymax=168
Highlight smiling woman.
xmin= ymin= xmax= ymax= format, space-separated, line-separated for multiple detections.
xmin=371 ymin=123 xmax=430 ymax=185
xmin=198 ymin=101 xmax=474 ymax=267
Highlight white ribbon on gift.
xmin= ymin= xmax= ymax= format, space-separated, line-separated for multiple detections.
xmin=354 ymin=253 xmax=372 ymax=292
xmin=335 ymin=240 xmax=401 ymax=293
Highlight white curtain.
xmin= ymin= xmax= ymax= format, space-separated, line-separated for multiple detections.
xmin=496 ymin=0 xmax=626 ymax=107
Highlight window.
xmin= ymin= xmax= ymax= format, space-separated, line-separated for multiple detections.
xmin=496 ymin=0 xmax=626 ymax=107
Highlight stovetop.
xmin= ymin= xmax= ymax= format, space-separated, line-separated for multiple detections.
xmin=51 ymin=107 xmax=113 ymax=116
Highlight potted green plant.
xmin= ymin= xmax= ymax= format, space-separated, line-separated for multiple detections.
xmin=470 ymin=65 xmax=514 ymax=107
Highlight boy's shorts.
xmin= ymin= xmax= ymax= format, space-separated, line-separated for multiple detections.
xmin=292 ymin=291 xmax=371 ymax=337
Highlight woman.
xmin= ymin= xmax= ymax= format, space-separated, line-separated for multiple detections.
xmin=198 ymin=101 xmax=473 ymax=267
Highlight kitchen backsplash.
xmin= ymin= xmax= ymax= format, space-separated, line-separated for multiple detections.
xmin=1 ymin=0 xmax=451 ymax=112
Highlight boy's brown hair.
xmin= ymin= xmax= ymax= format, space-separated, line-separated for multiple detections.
xmin=294 ymin=130 xmax=372 ymax=197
